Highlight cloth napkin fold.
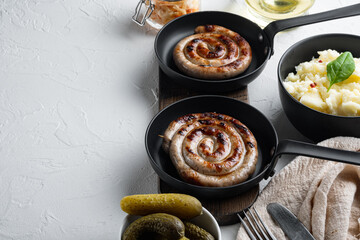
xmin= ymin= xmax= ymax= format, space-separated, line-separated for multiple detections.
xmin=236 ymin=137 xmax=360 ymax=240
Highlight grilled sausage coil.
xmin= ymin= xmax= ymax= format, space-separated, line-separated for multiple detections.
xmin=162 ymin=112 xmax=258 ymax=187
xmin=173 ymin=25 xmax=252 ymax=80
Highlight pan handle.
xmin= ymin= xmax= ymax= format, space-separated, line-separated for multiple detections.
xmin=263 ymin=3 xmax=360 ymax=55
xmin=273 ymin=139 xmax=360 ymax=165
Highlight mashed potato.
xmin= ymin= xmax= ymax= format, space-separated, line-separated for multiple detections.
xmin=283 ymin=49 xmax=360 ymax=116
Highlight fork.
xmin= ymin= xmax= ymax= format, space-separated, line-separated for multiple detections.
xmin=237 ymin=208 xmax=277 ymax=240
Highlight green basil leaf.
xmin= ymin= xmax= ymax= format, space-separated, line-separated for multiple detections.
xmin=327 ymin=51 xmax=355 ymax=91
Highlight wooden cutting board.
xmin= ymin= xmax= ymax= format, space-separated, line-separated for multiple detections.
xmin=157 ymin=69 xmax=259 ymax=226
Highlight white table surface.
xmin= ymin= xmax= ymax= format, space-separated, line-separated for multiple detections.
xmin=1 ymin=0 xmax=359 ymax=239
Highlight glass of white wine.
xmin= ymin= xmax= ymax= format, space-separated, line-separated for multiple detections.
xmin=245 ymin=0 xmax=315 ymax=21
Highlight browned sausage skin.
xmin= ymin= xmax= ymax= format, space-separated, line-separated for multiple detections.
xmin=173 ymin=25 xmax=252 ymax=80
xmin=162 ymin=112 xmax=258 ymax=187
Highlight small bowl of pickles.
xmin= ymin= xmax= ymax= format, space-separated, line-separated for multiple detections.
xmin=119 ymin=193 xmax=221 ymax=240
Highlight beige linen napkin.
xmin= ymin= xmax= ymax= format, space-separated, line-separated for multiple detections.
xmin=236 ymin=137 xmax=360 ymax=240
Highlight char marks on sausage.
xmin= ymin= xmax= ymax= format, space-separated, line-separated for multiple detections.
xmin=173 ymin=25 xmax=252 ymax=80
xmin=162 ymin=112 xmax=258 ymax=187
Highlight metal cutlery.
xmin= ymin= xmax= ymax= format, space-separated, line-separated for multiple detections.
xmin=267 ymin=203 xmax=315 ymax=240
xmin=237 ymin=208 xmax=278 ymax=240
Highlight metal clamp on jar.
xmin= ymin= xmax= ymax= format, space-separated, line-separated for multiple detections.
xmin=132 ymin=0 xmax=200 ymax=29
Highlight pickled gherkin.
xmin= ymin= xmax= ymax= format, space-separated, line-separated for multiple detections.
xmin=184 ymin=221 xmax=215 ymax=240
xmin=122 ymin=213 xmax=185 ymax=240
xmin=120 ymin=194 xmax=202 ymax=220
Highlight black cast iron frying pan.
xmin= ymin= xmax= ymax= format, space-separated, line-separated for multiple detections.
xmin=145 ymin=96 xmax=360 ymax=199
xmin=155 ymin=4 xmax=360 ymax=92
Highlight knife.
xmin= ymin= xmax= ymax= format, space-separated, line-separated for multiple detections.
xmin=267 ymin=203 xmax=315 ymax=240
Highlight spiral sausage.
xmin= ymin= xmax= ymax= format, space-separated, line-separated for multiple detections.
xmin=173 ymin=25 xmax=252 ymax=80
xmin=162 ymin=112 xmax=258 ymax=187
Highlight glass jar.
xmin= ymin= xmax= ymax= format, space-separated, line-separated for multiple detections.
xmin=245 ymin=0 xmax=315 ymax=22
xmin=132 ymin=0 xmax=201 ymax=29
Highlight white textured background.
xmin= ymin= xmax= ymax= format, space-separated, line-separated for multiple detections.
xmin=0 ymin=0 xmax=359 ymax=239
